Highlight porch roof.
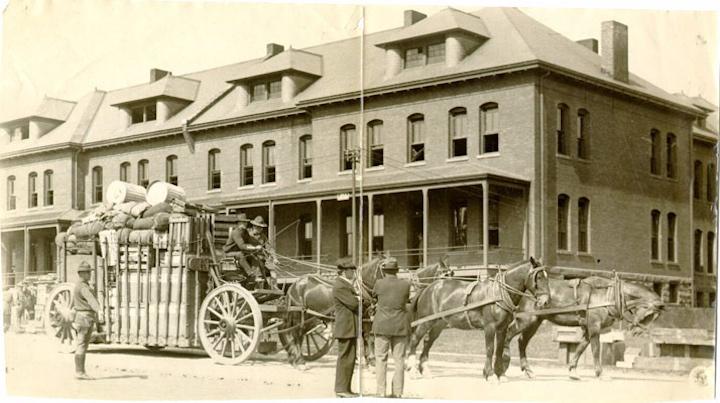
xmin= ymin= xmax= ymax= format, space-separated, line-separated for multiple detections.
xmin=0 ymin=209 xmax=82 ymax=231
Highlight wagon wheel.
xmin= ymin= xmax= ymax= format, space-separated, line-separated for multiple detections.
xmin=43 ymin=283 xmax=77 ymax=352
xmin=198 ymin=284 xmax=262 ymax=365
xmin=300 ymin=321 xmax=333 ymax=362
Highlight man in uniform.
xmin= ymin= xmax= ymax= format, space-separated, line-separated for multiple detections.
xmin=72 ymin=261 xmax=102 ymax=380
xmin=223 ymin=215 xmax=277 ymax=288
xmin=333 ymin=258 xmax=360 ymax=398
xmin=372 ymin=257 xmax=410 ymax=398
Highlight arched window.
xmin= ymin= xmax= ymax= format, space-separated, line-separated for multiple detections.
xmin=367 ymin=120 xmax=384 ymax=167
xmin=340 ymin=124 xmax=356 ymax=171
xmin=43 ymin=170 xmax=54 ymax=206
xmin=208 ymin=149 xmax=221 ymax=190
xmin=667 ymin=213 xmax=676 ymax=262
xmin=694 ymin=229 xmax=704 ymax=272
xmin=578 ymin=197 xmax=590 ymax=252
xmin=28 ymin=172 xmax=38 ymax=208
xmin=240 ymin=144 xmax=254 ymax=186
xmin=556 ymin=104 xmax=569 ymax=155
xmin=577 ymin=109 xmax=589 ymax=159
xmin=262 ymin=141 xmax=276 ymax=183
xmin=480 ymin=103 xmax=499 ymax=154
xmin=666 ymin=133 xmax=677 ymax=179
xmin=119 ymin=162 xmax=130 ymax=182
xmin=137 ymin=159 xmax=149 ymax=188
xmin=166 ymin=155 xmax=178 ymax=186
xmin=694 ymin=160 xmax=703 ymax=199
xmin=407 ymin=114 xmax=425 ymax=162
xmin=651 ymin=210 xmax=661 ymax=260
xmin=449 ymin=107 xmax=468 ymax=157
xmin=708 ymin=232 xmax=716 ymax=274
xmin=92 ymin=166 xmax=103 ymax=204
xmin=557 ymin=194 xmax=570 ymax=250
xmin=707 ymin=163 xmax=716 ymax=202
xmin=6 ymin=175 xmax=16 ymax=210
xmin=650 ymin=129 xmax=661 ymax=175
xmin=299 ymin=135 xmax=313 ymax=180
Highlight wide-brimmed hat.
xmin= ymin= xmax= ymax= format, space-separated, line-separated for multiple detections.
xmin=249 ymin=216 xmax=267 ymax=228
xmin=237 ymin=213 xmax=249 ymax=222
xmin=336 ymin=258 xmax=357 ymax=272
xmin=77 ymin=261 xmax=92 ymax=273
xmin=382 ymin=258 xmax=399 ymax=271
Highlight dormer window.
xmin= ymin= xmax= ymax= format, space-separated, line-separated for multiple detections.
xmin=251 ymin=79 xmax=282 ymax=102
xmin=404 ymin=42 xmax=445 ymax=69
xmin=130 ymin=104 xmax=157 ymax=124
xmin=18 ymin=125 xmax=29 ymax=141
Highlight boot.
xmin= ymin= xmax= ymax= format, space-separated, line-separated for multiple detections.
xmin=74 ymin=354 xmax=93 ymax=380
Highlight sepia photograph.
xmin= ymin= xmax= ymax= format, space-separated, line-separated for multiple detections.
xmin=0 ymin=0 xmax=717 ymax=401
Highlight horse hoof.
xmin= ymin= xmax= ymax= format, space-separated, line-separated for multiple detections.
xmin=569 ymin=370 xmax=581 ymax=381
xmin=598 ymin=374 xmax=611 ymax=381
xmin=497 ymin=375 xmax=509 ymax=383
xmin=524 ymin=370 xmax=535 ymax=379
xmin=295 ymin=363 xmax=309 ymax=372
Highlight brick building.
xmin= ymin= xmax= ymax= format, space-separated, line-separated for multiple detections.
xmin=0 ymin=8 xmax=716 ymax=306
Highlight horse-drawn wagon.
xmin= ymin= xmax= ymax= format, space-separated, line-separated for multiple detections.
xmin=44 ymin=183 xmax=333 ymax=366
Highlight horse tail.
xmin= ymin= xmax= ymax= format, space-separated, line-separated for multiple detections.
xmin=409 ymin=285 xmax=426 ymax=323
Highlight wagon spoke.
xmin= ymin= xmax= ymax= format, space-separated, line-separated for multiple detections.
xmin=229 ymin=339 xmax=236 ymax=360
xmin=234 ymin=333 xmax=245 ymax=353
xmin=205 ymin=328 xmax=221 ymax=338
xmin=233 ymin=301 xmax=248 ymax=320
xmin=237 ymin=328 xmax=252 ymax=346
xmin=203 ymin=319 xmax=220 ymax=326
xmin=236 ymin=324 xmax=256 ymax=331
xmin=236 ymin=312 xmax=253 ymax=324
xmin=212 ymin=334 xmax=225 ymax=351
xmin=207 ymin=306 xmax=223 ymax=319
xmin=305 ymin=336 xmax=311 ymax=356
xmin=310 ymin=334 xmax=321 ymax=351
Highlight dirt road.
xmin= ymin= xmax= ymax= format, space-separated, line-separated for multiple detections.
xmin=3 ymin=333 xmax=713 ymax=401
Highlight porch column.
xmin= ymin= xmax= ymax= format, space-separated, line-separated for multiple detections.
xmin=268 ymin=201 xmax=275 ymax=247
xmin=56 ymin=223 xmax=62 ymax=278
xmin=422 ymin=188 xmax=428 ymax=268
xmin=482 ymin=180 xmax=489 ymax=269
xmin=23 ymin=226 xmax=30 ymax=281
xmin=316 ymin=199 xmax=322 ymax=265
xmin=523 ymin=187 xmax=530 ymax=260
xmin=367 ymin=193 xmax=374 ymax=261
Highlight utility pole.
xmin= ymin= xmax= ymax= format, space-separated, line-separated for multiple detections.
xmin=345 ymin=148 xmax=361 ymax=266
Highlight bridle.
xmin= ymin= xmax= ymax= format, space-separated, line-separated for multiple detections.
xmin=493 ymin=264 xmax=549 ymax=312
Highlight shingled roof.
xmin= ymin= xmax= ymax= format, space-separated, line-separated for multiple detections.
xmin=3 ymin=7 xmax=704 ymax=154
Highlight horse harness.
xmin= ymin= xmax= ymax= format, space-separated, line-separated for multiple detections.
xmin=534 ymin=274 xmax=626 ymax=322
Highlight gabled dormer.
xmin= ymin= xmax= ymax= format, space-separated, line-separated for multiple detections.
xmin=0 ymin=97 xmax=76 ymax=143
xmin=110 ymin=69 xmax=200 ymax=126
xmin=227 ymin=43 xmax=323 ymax=107
xmin=375 ymin=8 xmax=491 ymax=79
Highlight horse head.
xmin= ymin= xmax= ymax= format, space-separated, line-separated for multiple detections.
xmin=524 ymin=257 xmax=550 ymax=308
xmin=621 ymin=281 xmax=665 ymax=336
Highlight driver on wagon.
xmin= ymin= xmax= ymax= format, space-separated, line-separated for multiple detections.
xmin=223 ymin=213 xmax=277 ymax=288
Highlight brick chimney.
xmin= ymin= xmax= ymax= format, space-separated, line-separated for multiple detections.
xmin=404 ymin=10 xmax=426 ymax=27
xmin=266 ymin=43 xmax=284 ymax=58
xmin=576 ymin=38 xmax=598 ymax=54
xmin=601 ymin=21 xmax=628 ymax=83
xmin=150 ymin=68 xmax=170 ymax=82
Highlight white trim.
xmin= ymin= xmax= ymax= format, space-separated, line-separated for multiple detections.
xmin=337 ymin=170 xmax=352 ymax=176
xmin=404 ymin=161 xmax=426 ymax=168
xmin=364 ymin=166 xmax=385 ymax=172
xmin=260 ymin=182 xmax=277 ymax=188
xmin=477 ymin=152 xmax=500 ymax=159
xmin=206 ymin=189 xmax=222 ymax=194
xmin=237 ymin=185 xmax=255 ymax=191
xmin=446 ymin=156 xmax=469 ymax=163
xmin=297 ymin=178 xmax=312 ymax=184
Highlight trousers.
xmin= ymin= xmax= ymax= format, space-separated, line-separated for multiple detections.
xmin=374 ymin=334 xmax=407 ymax=397
xmin=334 ymin=337 xmax=357 ymax=393
xmin=74 ymin=312 xmax=95 ymax=374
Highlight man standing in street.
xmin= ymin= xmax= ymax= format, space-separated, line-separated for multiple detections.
xmin=333 ymin=258 xmax=360 ymax=398
xmin=372 ymin=258 xmax=410 ymax=398
xmin=72 ymin=261 xmax=102 ymax=380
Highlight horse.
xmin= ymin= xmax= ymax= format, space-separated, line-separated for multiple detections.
xmin=410 ymin=255 xmax=453 ymax=290
xmin=406 ymin=258 xmax=550 ymax=381
xmin=280 ymin=256 xmax=386 ymax=369
xmin=500 ymin=275 xmax=664 ymax=380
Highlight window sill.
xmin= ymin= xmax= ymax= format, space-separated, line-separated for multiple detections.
xmin=27 ymin=207 xmax=40 ymax=211
xmin=556 ymin=249 xmax=573 ymax=256
xmin=206 ymin=189 xmax=222 ymax=194
xmin=575 ymin=158 xmax=592 ymax=164
xmin=337 ymin=170 xmax=352 ymax=176
xmin=477 ymin=153 xmax=500 ymax=159
xmin=404 ymin=161 xmax=426 ymax=168
xmin=576 ymin=251 xmax=593 ymax=257
xmin=446 ymin=156 xmax=469 ymax=163
xmin=237 ymin=185 xmax=255 ymax=191
xmin=365 ymin=166 xmax=385 ymax=172
xmin=650 ymin=260 xmax=665 ymax=267
xmin=260 ymin=183 xmax=277 ymax=188
xmin=556 ymin=154 xmax=573 ymax=161
xmin=41 ymin=205 xmax=54 ymax=210
xmin=297 ymin=178 xmax=312 ymax=184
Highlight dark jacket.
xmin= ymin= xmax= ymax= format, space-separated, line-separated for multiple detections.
xmin=333 ymin=276 xmax=359 ymax=339
xmin=223 ymin=226 xmax=260 ymax=254
xmin=372 ymin=276 xmax=411 ymax=336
